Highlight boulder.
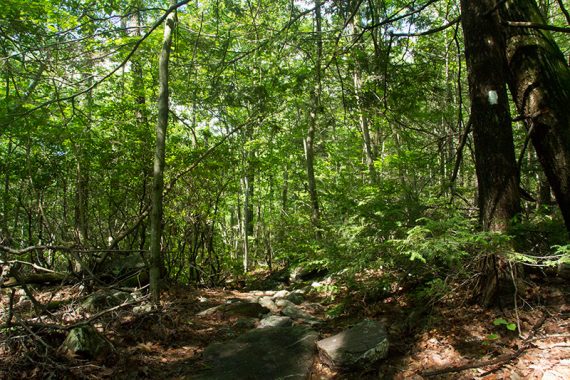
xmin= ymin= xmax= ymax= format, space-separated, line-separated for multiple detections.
xmin=81 ymin=290 xmax=133 ymax=313
xmin=60 ymin=325 xmax=113 ymax=359
xmin=193 ymin=326 xmax=318 ymax=380
xmin=224 ymin=301 xmax=269 ymax=318
xmin=258 ymin=315 xmax=293 ymax=329
xmin=197 ymin=302 xmax=269 ymax=319
xmin=317 ymin=320 xmax=389 ymax=370
xmin=272 ymin=290 xmax=290 ymax=299
xmin=290 ymin=266 xmax=328 ymax=283
xmin=286 ymin=291 xmax=305 ymax=305
xmin=258 ymin=296 xmax=280 ymax=313
xmin=281 ymin=304 xmax=321 ymax=326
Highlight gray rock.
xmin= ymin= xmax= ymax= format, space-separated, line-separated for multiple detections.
xmin=81 ymin=290 xmax=133 ymax=313
xmin=258 ymin=296 xmax=280 ymax=313
xmin=274 ymin=298 xmax=294 ymax=308
xmin=272 ymin=290 xmax=290 ymax=299
xmin=258 ymin=315 xmax=293 ymax=329
xmin=197 ymin=305 xmax=223 ymax=316
xmin=59 ymin=326 xmax=113 ymax=359
xmin=280 ymin=303 xmax=321 ymax=326
xmin=193 ymin=326 xmax=318 ymax=380
xmin=317 ymin=320 xmax=389 ymax=370
xmin=234 ymin=318 xmax=257 ymax=329
xmin=286 ymin=292 xmax=305 ymax=305
xmin=290 ymin=266 xmax=328 ymax=283
xmin=197 ymin=302 xmax=269 ymax=318
xmin=224 ymin=302 xmax=269 ymax=318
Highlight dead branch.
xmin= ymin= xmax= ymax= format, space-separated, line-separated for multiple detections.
xmin=4 ymin=295 xmax=149 ymax=331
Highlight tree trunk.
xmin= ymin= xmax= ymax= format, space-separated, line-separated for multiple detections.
xmin=461 ymin=0 xmax=521 ymax=232
xmin=499 ymin=0 xmax=570 ymax=232
xmin=150 ymin=1 xmax=176 ymax=307
xmin=460 ymin=0 xmax=522 ymax=307
xmin=305 ymin=0 xmax=323 ymax=239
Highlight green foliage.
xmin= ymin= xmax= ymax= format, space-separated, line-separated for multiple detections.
xmin=493 ymin=318 xmax=517 ymax=332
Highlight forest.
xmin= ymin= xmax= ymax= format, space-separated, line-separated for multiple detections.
xmin=1 ymin=0 xmax=569 ymax=378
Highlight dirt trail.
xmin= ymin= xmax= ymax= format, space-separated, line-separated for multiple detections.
xmin=1 ymin=278 xmax=569 ymax=379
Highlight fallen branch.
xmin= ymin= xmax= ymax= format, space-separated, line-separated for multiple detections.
xmin=7 ymin=295 xmax=150 ymax=331
xmin=422 ymin=312 xmax=548 ymax=377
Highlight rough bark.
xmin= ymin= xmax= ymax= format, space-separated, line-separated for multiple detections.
xmin=150 ymin=1 xmax=176 ymax=306
xmin=499 ymin=0 xmax=570 ymax=231
xmin=460 ymin=0 xmax=521 ymax=232
xmin=461 ymin=0 xmax=522 ymax=307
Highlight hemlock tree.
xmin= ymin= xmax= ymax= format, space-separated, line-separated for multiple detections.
xmin=499 ymin=0 xmax=570 ymax=232
xmin=460 ymin=0 xmax=521 ymax=305
xmin=460 ymin=0 xmax=521 ymax=232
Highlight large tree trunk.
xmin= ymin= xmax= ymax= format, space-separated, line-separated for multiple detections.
xmin=460 ymin=0 xmax=522 ymax=306
xmin=499 ymin=0 xmax=570 ymax=231
xmin=461 ymin=0 xmax=521 ymax=232
xmin=150 ymin=1 xmax=176 ymax=307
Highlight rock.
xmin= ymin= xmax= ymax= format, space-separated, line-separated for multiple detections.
xmin=60 ymin=325 xmax=113 ymax=359
xmin=317 ymin=320 xmax=389 ymax=370
xmin=197 ymin=305 xmax=223 ymax=316
xmin=81 ymin=290 xmax=133 ymax=313
xmin=258 ymin=315 xmax=293 ymax=329
xmin=286 ymin=291 xmax=304 ymax=305
xmin=272 ymin=290 xmax=290 ymax=299
xmin=274 ymin=298 xmax=294 ymax=308
xmin=282 ymin=304 xmax=321 ymax=326
xmin=234 ymin=318 xmax=257 ymax=329
xmin=258 ymin=296 xmax=280 ymax=313
xmin=224 ymin=302 xmax=269 ymax=318
xmin=193 ymin=326 xmax=318 ymax=380
xmin=197 ymin=302 xmax=269 ymax=318
xmin=290 ymin=266 xmax=328 ymax=283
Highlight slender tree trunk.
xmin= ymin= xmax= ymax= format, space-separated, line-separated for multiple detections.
xmin=305 ymin=0 xmax=323 ymax=239
xmin=499 ymin=0 xmax=570 ymax=232
xmin=349 ymin=3 xmax=377 ymax=184
xmin=150 ymin=1 xmax=176 ymax=307
xmin=461 ymin=0 xmax=522 ymax=306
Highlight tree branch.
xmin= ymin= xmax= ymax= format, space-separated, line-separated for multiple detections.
xmin=502 ymin=21 xmax=570 ymax=33
xmin=16 ymin=0 xmax=191 ymax=117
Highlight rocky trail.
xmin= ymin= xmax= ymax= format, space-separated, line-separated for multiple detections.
xmin=1 ymin=273 xmax=570 ymax=379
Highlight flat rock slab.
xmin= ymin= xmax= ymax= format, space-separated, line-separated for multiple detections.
xmin=317 ymin=320 xmax=389 ymax=370
xmin=257 ymin=315 xmax=293 ymax=328
xmin=193 ymin=326 xmax=318 ymax=380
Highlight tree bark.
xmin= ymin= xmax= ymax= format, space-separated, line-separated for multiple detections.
xmin=499 ymin=0 xmax=570 ymax=232
xmin=150 ymin=0 xmax=176 ymax=307
xmin=305 ymin=0 xmax=323 ymax=239
xmin=460 ymin=0 xmax=521 ymax=232
xmin=461 ymin=0 xmax=522 ymax=307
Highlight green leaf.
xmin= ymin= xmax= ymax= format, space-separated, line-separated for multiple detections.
xmin=486 ymin=333 xmax=500 ymax=340
xmin=506 ymin=323 xmax=517 ymax=331
xmin=493 ymin=318 xmax=508 ymax=326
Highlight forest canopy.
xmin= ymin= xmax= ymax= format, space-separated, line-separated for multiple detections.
xmin=1 ymin=0 xmax=570 ymax=306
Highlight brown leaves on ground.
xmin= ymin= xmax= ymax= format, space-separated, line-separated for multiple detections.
xmin=0 ymin=277 xmax=569 ymax=379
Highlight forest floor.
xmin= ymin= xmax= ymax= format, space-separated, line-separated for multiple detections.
xmin=1 ymin=272 xmax=569 ymax=379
